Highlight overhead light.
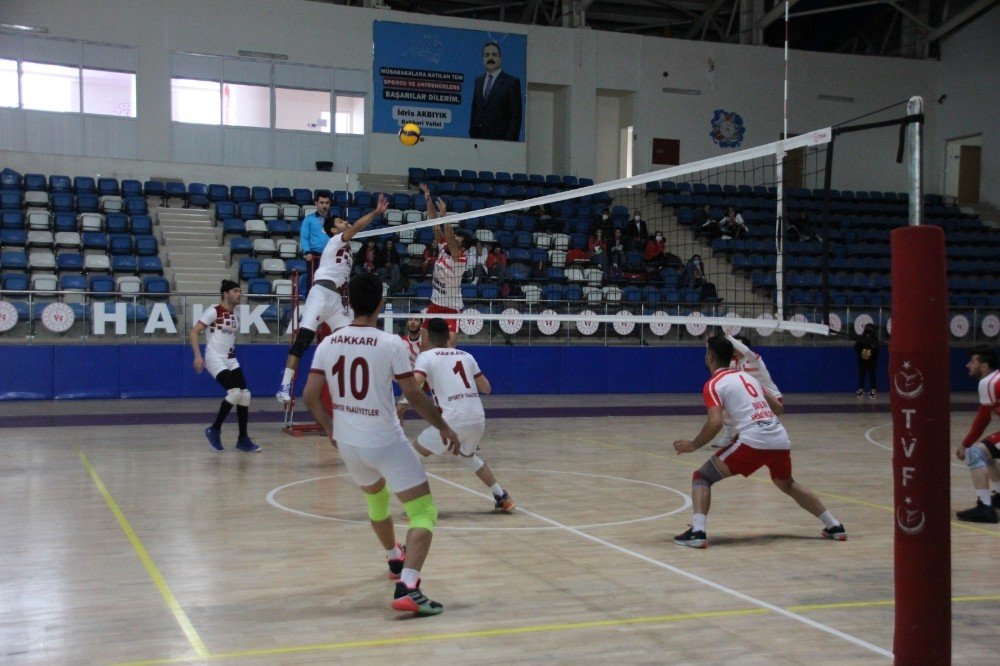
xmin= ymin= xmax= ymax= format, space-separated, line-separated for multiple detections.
xmin=662 ymin=87 xmax=701 ymax=96
xmin=817 ymin=94 xmax=854 ymax=103
xmin=0 ymin=23 xmax=49 ymax=34
xmin=238 ymin=50 xmax=288 ymax=61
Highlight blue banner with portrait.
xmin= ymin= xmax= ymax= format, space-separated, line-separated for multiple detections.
xmin=372 ymin=21 xmax=526 ymax=142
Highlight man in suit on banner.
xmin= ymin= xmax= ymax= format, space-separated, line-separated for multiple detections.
xmin=469 ymin=41 xmax=522 ymax=142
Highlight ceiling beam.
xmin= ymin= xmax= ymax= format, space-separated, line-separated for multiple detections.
xmin=683 ymin=0 xmax=731 ymax=39
xmin=755 ymin=0 xmax=801 ymax=31
xmin=919 ymin=0 xmax=999 ymax=45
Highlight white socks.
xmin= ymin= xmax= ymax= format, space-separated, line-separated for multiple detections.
xmin=490 ymin=483 xmax=503 ymax=497
xmin=819 ymin=511 xmax=840 ymax=529
xmin=977 ymin=489 xmax=992 ymax=505
xmin=692 ymin=513 xmax=707 ymax=532
xmin=281 ymin=368 xmax=294 ymax=386
xmin=386 ymin=544 xmax=403 ymax=560
xmin=400 ymin=568 xmax=420 ymax=588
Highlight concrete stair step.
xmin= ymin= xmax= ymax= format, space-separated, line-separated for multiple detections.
xmin=167 ymin=255 xmax=227 ymax=269
xmin=161 ymin=238 xmax=221 ymax=250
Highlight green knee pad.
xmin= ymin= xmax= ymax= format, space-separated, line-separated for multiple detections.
xmin=365 ymin=484 xmax=392 ymax=522
xmin=402 ymin=494 xmax=438 ymax=532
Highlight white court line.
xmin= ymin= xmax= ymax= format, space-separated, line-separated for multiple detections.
xmin=427 ymin=471 xmax=894 ymax=660
xmin=864 ymin=422 xmax=966 ymax=469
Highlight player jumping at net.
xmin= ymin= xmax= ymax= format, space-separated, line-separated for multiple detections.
xmin=419 ymin=183 xmax=467 ymax=349
xmin=412 ymin=317 xmax=515 ymax=512
xmin=713 ymin=332 xmax=783 ymax=447
xmin=189 ymin=279 xmax=260 ymax=453
xmin=672 ymin=335 xmax=847 ymax=548
xmin=276 ymin=194 xmax=390 ymax=404
xmin=302 ymin=272 xmax=461 ymax=616
xmin=954 ymin=345 xmax=1000 ymax=523
xmin=395 ymin=316 xmax=424 ymax=422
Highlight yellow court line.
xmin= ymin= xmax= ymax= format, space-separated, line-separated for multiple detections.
xmin=582 ymin=437 xmax=1000 ymax=537
xmin=112 ymin=594 xmax=1000 ymax=666
xmin=77 ymin=450 xmax=210 ymax=658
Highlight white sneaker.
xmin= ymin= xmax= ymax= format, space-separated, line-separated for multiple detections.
xmin=276 ymin=384 xmax=292 ymax=404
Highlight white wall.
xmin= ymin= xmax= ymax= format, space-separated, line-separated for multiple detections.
xmin=1 ymin=0 xmax=955 ymax=194
xmin=937 ymin=5 xmax=1000 ymax=206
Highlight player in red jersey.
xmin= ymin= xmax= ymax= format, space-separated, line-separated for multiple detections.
xmin=395 ymin=316 xmax=424 ymax=422
xmin=672 ymin=336 xmax=846 ymax=548
xmin=418 ymin=183 xmax=467 ymax=349
xmin=955 ymin=345 xmax=1000 ymax=523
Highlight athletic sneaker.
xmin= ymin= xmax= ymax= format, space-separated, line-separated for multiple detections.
xmin=674 ymin=526 xmax=708 ymax=549
xmin=391 ymin=581 xmax=443 ymax=615
xmin=956 ymin=500 xmax=999 ymax=524
xmin=494 ymin=491 xmax=516 ymax=513
xmin=204 ymin=427 xmax=224 ymax=452
xmin=867 ymin=390 xmax=876 ymax=399
xmin=235 ymin=436 xmax=261 ymax=453
xmin=855 ymin=389 xmax=864 ymax=398
xmin=275 ymin=384 xmax=293 ymax=405
xmin=821 ymin=524 xmax=848 ymax=541
xmin=387 ymin=544 xmax=406 ymax=580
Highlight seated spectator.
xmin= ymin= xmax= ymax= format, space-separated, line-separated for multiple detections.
xmin=485 ymin=244 xmax=508 ymax=283
xmin=465 ymin=238 xmax=488 ymax=283
xmin=532 ymin=204 xmax=559 ymax=233
xmin=787 ymin=211 xmax=820 ymax=242
xmin=643 ymin=231 xmax=666 ymax=269
xmin=593 ymin=206 xmax=614 ymax=235
xmin=695 ymin=204 xmax=720 ymax=237
xmin=588 ymin=228 xmax=609 ymax=270
xmin=376 ymin=237 xmax=402 ymax=290
xmin=681 ymin=254 xmax=706 ymax=288
xmin=718 ymin=206 xmax=748 ymax=240
xmin=663 ymin=249 xmax=685 ymax=272
xmin=354 ymin=238 xmax=378 ymax=275
xmin=624 ymin=210 xmax=648 ymax=250
xmin=608 ymin=228 xmax=627 ymax=268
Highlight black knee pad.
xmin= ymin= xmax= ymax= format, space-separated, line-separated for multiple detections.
xmin=289 ymin=328 xmax=316 ymax=358
xmin=215 ymin=369 xmax=240 ymax=391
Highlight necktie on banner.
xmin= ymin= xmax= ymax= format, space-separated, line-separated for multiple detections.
xmin=483 ymin=73 xmax=494 ymax=100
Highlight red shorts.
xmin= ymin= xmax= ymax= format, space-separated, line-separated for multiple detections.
xmin=423 ymin=303 xmax=460 ymax=332
xmin=715 ymin=441 xmax=792 ymax=481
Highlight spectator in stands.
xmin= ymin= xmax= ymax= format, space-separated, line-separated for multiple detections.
xmin=787 ymin=211 xmax=820 ymax=242
xmin=624 ymin=210 xmax=648 ymax=250
xmin=608 ymin=228 xmax=627 ymax=268
xmin=594 ymin=206 xmax=614 ymax=235
xmin=682 ymin=254 xmax=706 ymax=288
xmin=719 ymin=206 xmax=748 ymax=240
xmin=300 ymin=192 xmax=332 ymax=275
xmin=588 ymin=228 xmax=609 ymax=271
xmin=376 ymin=238 xmax=402 ymax=291
xmin=465 ymin=238 xmax=488 ymax=283
xmin=854 ymin=323 xmax=879 ymax=398
xmin=485 ymin=244 xmax=508 ymax=283
xmin=355 ymin=238 xmax=378 ymax=275
xmin=662 ymin=249 xmax=685 ymax=272
xmin=695 ymin=204 xmax=719 ymax=238
xmin=469 ymin=40 xmax=523 ymax=141
xmin=531 ymin=205 xmax=559 ymax=233
xmin=643 ymin=231 xmax=667 ymax=270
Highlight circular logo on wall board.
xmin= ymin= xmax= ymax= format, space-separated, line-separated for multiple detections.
xmin=982 ymin=314 xmax=999 ymax=338
xmin=648 ymin=311 xmax=671 ymax=336
xmin=789 ymin=313 xmax=809 ymax=338
xmin=498 ymin=308 xmax=523 ymax=335
xmin=755 ymin=313 xmax=776 ymax=336
xmin=0 ymin=300 xmax=18 ymax=332
xmin=828 ymin=312 xmax=843 ymax=333
xmin=684 ymin=312 xmax=706 ymax=336
xmin=721 ymin=312 xmax=741 ymax=336
xmin=41 ymin=302 xmax=74 ymax=333
xmin=949 ymin=314 xmax=970 ymax=338
xmin=576 ymin=310 xmax=599 ymax=336
xmin=458 ymin=308 xmax=483 ymax=336
xmin=613 ymin=310 xmax=635 ymax=336
xmin=536 ymin=309 xmax=560 ymax=336
xmin=853 ymin=313 xmax=874 ymax=336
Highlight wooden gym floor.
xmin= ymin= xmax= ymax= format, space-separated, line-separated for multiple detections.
xmin=1 ymin=393 xmax=997 ymax=665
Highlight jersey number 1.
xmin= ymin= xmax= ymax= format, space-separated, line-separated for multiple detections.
xmin=452 ymin=360 xmax=470 ymax=389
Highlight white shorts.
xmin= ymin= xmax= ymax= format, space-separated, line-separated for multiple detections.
xmin=206 ymin=355 xmax=239 ymax=378
xmin=338 ymin=435 xmax=428 ymax=493
xmin=299 ymin=284 xmax=353 ymax=332
xmin=417 ymin=418 xmax=484 ymax=457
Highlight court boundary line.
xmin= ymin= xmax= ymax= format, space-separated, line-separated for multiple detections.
xmin=427 ymin=472 xmax=894 ymax=659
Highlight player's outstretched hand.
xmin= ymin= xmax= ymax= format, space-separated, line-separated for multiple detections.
xmin=440 ymin=426 xmax=462 ymax=455
xmin=955 ymin=444 xmax=966 ymax=461
xmin=374 ymin=193 xmax=389 ymax=214
xmin=435 ymin=198 xmax=447 ymax=216
xmin=673 ymin=439 xmax=697 ymax=454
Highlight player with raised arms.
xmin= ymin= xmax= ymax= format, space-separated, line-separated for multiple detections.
xmin=302 ymin=272 xmax=461 ymax=615
xmin=419 ymin=182 xmax=467 ymax=349
xmin=672 ymin=335 xmax=846 ymax=548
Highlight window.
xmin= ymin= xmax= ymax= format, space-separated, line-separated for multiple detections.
xmin=82 ymin=68 xmax=136 ymax=117
xmin=335 ymin=95 xmax=364 ymax=135
xmin=275 ymin=87 xmax=330 ymax=133
xmin=22 ymin=62 xmax=80 ymax=112
xmin=222 ymin=83 xmax=269 ymax=128
xmin=171 ymin=78 xmax=221 ymax=125
xmin=0 ymin=60 xmax=17 ymax=108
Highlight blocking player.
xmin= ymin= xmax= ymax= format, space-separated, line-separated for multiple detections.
xmin=413 ymin=317 xmax=515 ymax=512
xmin=672 ymin=336 xmax=846 ymax=548
xmin=419 ymin=183 xmax=466 ymax=349
xmin=712 ymin=332 xmax=783 ymax=447
xmin=189 ymin=279 xmax=260 ymax=453
xmin=395 ymin=316 xmax=424 ymax=422
xmin=276 ymin=193 xmax=389 ymax=404
xmin=954 ymin=345 xmax=1000 ymax=523
xmin=302 ymin=272 xmax=460 ymax=616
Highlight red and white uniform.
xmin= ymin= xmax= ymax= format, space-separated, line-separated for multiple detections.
xmin=430 ymin=241 xmax=465 ymax=309
xmin=704 ymin=368 xmax=788 ymax=450
xmin=962 ymin=369 xmax=1000 ymax=448
xmin=310 ymin=324 xmax=427 ymax=491
xmin=401 ymin=333 xmax=422 ymax=368
xmin=198 ymin=304 xmax=239 ymax=377
xmin=414 ymin=348 xmax=485 ymax=456
xmin=727 ymin=335 xmax=781 ymax=399
xmin=300 ymin=232 xmax=353 ymax=332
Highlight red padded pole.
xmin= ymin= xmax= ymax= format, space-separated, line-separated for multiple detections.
xmin=889 ymin=224 xmax=950 ymax=664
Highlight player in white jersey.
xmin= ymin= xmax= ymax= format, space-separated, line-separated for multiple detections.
xmin=418 ymin=183 xmax=467 ymax=349
xmin=395 ymin=317 xmax=424 ymax=422
xmin=412 ymin=318 xmax=515 ymax=512
xmin=189 ymin=280 xmax=259 ymax=453
xmin=955 ymin=345 xmax=1000 ymax=523
xmin=302 ymin=272 xmax=460 ymax=616
xmin=712 ymin=333 xmax=783 ymax=447
xmin=672 ymin=336 xmax=846 ymax=548
xmin=276 ymin=194 xmax=389 ymax=403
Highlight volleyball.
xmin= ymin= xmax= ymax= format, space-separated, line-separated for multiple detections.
xmin=399 ymin=122 xmax=421 ymax=147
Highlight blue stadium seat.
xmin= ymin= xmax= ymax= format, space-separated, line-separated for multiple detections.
xmin=3 ymin=273 xmax=29 ymax=291
xmin=24 ymin=173 xmax=47 ymax=191
xmin=239 ymin=258 xmax=261 ymax=280
xmin=105 ymin=213 xmax=130 ymax=235
xmin=50 ymin=193 xmax=75 ymax=213
xmin=247 ymin=278 xmax=271 ymax=295
xmin=237 ymin=202 xmax=258 ymax=220
xmin=272 ymin=187 xmax=293 ymax=203
xmin=542 ymin=284 xmax=565 ymax=302
xmin=0 ymin=191 xmax=22 ymax=211
xmin=1 ymin=210 xmax=24 ymax=229
xmin=111 ymin=254 xmax=137 ymax=274
xmin=56 ymin=253 xmax=84 ymax=273
xmin=97 ymin=178 xmax=120 ymax=196
xmin=76 ymin=194 xmax=99 ymax=213
xmin=130 ymin=215 xmax=153 ymax=236
xmin=1 ymin=249 xmax=28 ymax=272
xmin=0 ymin=229 xmax=26 ymax=248
xmin=81 ymin=231 xmax=107 ymax=251
xmin=1 ymin=169 xmax=23 ymax=190
xmin=478 ymin=283 xmax=500 ymax=300
xmin=229 ymin=237 xmax=253 ymax=262
xmin=73 ymin=177 xmax=96 ymax=195
xmin=137 ymin=256 xmax=163 ymax=274
xmin=164 ymin=181 xmax=187 ymax=205
xmin=252 ymin=186 xmax=272 ymax=204
xmin=143 ymin=181 xmax=165 ymax=198
xmin=143 ymin=275 xmax=170 ymax=297
xmin=284 ymin=258 xmax=308 ymax=276
xmin=215 ymin=201 xmax=237 ymax=221
xmin=208 ymin=184 xmax=230 ymax=202
xmin=88 ymin=274 xmax=115 ymax=295
xmin=109 ymin=235 xmax=133 ymax=255
xmin=121 ymin=179 xmax=143 ymax=198
xmin=187 ymin=183 xmax=210 ymax=209
xmin=292 ymin=188 xmax=313 ymax=206
xmin=134 ymin=236 xmax=158 ymax=256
